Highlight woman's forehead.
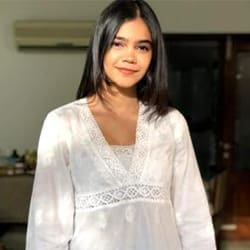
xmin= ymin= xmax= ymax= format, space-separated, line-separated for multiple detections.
xmin=115 ymin=18 xmax=152 ymax=41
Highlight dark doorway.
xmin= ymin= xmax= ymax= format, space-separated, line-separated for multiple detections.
xmin=235 ymin=51 xmax=250 ymax=170
xmin=164 ymin=35 xmax=250 ymax=241
xmin=164 ymin=35 xmax=225 ymax=181
xmin=223 ymin=39 xmax=250 ymax=236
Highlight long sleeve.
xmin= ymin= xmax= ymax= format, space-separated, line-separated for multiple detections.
xmin=26 ymin=112 xmax=74 ymax=250
xmin=170 ymin=113 xmax=216 ymax=250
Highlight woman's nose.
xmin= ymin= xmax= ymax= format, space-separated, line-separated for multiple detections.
xmin=123 ymin=47 xmax=137 ymax=63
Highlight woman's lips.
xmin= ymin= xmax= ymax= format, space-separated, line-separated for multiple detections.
xmin=116 ymin=67 xmax=138 ymax=75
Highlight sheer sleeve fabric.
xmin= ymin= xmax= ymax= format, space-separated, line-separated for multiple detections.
xmin=170 ymin=112 xmax=216 ymax=250
xmin=26 ymin=112 xmax=74 ymax=250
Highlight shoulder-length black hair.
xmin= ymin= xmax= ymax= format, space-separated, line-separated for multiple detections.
xmin=76 ymin=0 xmax=170 ymax=118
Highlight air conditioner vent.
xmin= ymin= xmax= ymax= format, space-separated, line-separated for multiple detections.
xmin=14 ymin=20 xmax=95 ymax=49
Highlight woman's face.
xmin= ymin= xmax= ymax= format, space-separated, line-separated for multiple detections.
xmin=103 ymin=17 xmax=152 ymax=92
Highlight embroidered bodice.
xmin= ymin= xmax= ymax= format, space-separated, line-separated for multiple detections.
xmin=26 ymin=98 xmax=216 ymax=250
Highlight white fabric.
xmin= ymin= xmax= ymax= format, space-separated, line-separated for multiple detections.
xmin=26 ymin=98 xmax=217 ymax=250
xmin=111 ymin=145 xmax=134 ymax=170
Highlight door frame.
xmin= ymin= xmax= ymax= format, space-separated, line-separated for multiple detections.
xmin=222 ymin=35 xmax=250 ymax=171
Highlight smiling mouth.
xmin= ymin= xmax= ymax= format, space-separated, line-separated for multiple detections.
xmin=116 ymin=67 xmax=139 ymax=75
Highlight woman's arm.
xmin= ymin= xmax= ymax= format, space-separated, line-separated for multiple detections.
xmin=171 ymin=112 xmax=217 ymax=250
xmin=26 ymin=112 xmax=74 ymax=250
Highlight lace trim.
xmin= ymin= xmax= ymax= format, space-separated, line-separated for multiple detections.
xmin=111 ymin=145 xmax=134 ymax=171
xmin=76 ymin=184 xmax=167 ymax=209
xmin=129 ymin=104 xmax=149 ymax=182
xmin=81 ymin=100 xmax=149 ymax=185
xmin=111 ymin=145 xmax=135 ymax=156
xmin=81 ymin=103 xmax=127 ymax=184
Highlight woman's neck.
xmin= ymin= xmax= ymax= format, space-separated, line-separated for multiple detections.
xmin=88 ymin=83 xmax=139 ymax=115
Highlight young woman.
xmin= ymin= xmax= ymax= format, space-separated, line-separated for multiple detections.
xmin=26 ymin=1 xmax=216 ymax=249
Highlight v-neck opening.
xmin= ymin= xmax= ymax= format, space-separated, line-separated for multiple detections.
xmin=81 ymin=98 xmax=149 ymax=185
xmin=87 ymin=99 xmax=140 ymax=147
xmin=85 ymin=99 xmax=141 ymax=166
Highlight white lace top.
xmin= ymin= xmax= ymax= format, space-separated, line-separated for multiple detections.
xmin=111 ymin=145 xmax=134 ymax=171
xmin=26 ymin=98 xmax=216 ymax=250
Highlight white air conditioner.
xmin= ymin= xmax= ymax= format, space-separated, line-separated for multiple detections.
xmin=14 ymin=20 xmax=95 ymax=49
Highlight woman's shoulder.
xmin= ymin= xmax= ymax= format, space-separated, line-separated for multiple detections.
xmin=42 ymin=98 xmax=87 ymax=129
xmin=167 ymin=107 xmax=187 ymax=125
xmin=161 ymin=107 xmax=189 ymax=141
xmin=47 ymin=98 xmax=87 ymax=118
xmin=152 ymin=106 xmax=186 ymax=125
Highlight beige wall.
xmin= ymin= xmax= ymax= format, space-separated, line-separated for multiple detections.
xmin=0 ymin=0 xmax=250 ymax=154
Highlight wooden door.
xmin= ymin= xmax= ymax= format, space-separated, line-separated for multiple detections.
xmin=221 ymin=37 xmax=250 ymax=240
xmin=235 ymin=47 xmax=250 ymax=170
xmin=222 ymin=37 xmax=250 ymax=172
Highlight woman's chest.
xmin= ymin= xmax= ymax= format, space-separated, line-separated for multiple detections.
xmin=69 ymin=119 xmax=176 ymax=192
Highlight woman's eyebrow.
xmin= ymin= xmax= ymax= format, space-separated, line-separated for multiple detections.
xmin=115 ymin=36 xmax=152 ymax=45
xmin=137 ymin=40 xmax=152 ymax=45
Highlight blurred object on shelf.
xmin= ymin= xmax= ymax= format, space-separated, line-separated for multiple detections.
xmin=24 ymin=150 xmax=37 ymax=170
xmin=0 ymin=166 xmax=25 ymax=176
xmin=10 ymin=149 xmax=20 ymax=163
xmin=0 ymin=148 xmax=36 ymax=176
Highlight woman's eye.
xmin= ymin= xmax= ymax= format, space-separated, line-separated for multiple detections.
xmin=137 ymin=45 xmax=151 ymax=52
xmin=111 ymin=41 xmax=123 ymax=48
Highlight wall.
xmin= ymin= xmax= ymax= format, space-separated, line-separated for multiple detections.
xmin=0 ymin=1 xmax=108 ymax=154
xmin=0 ymin=0 xmax=250 ymax=154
